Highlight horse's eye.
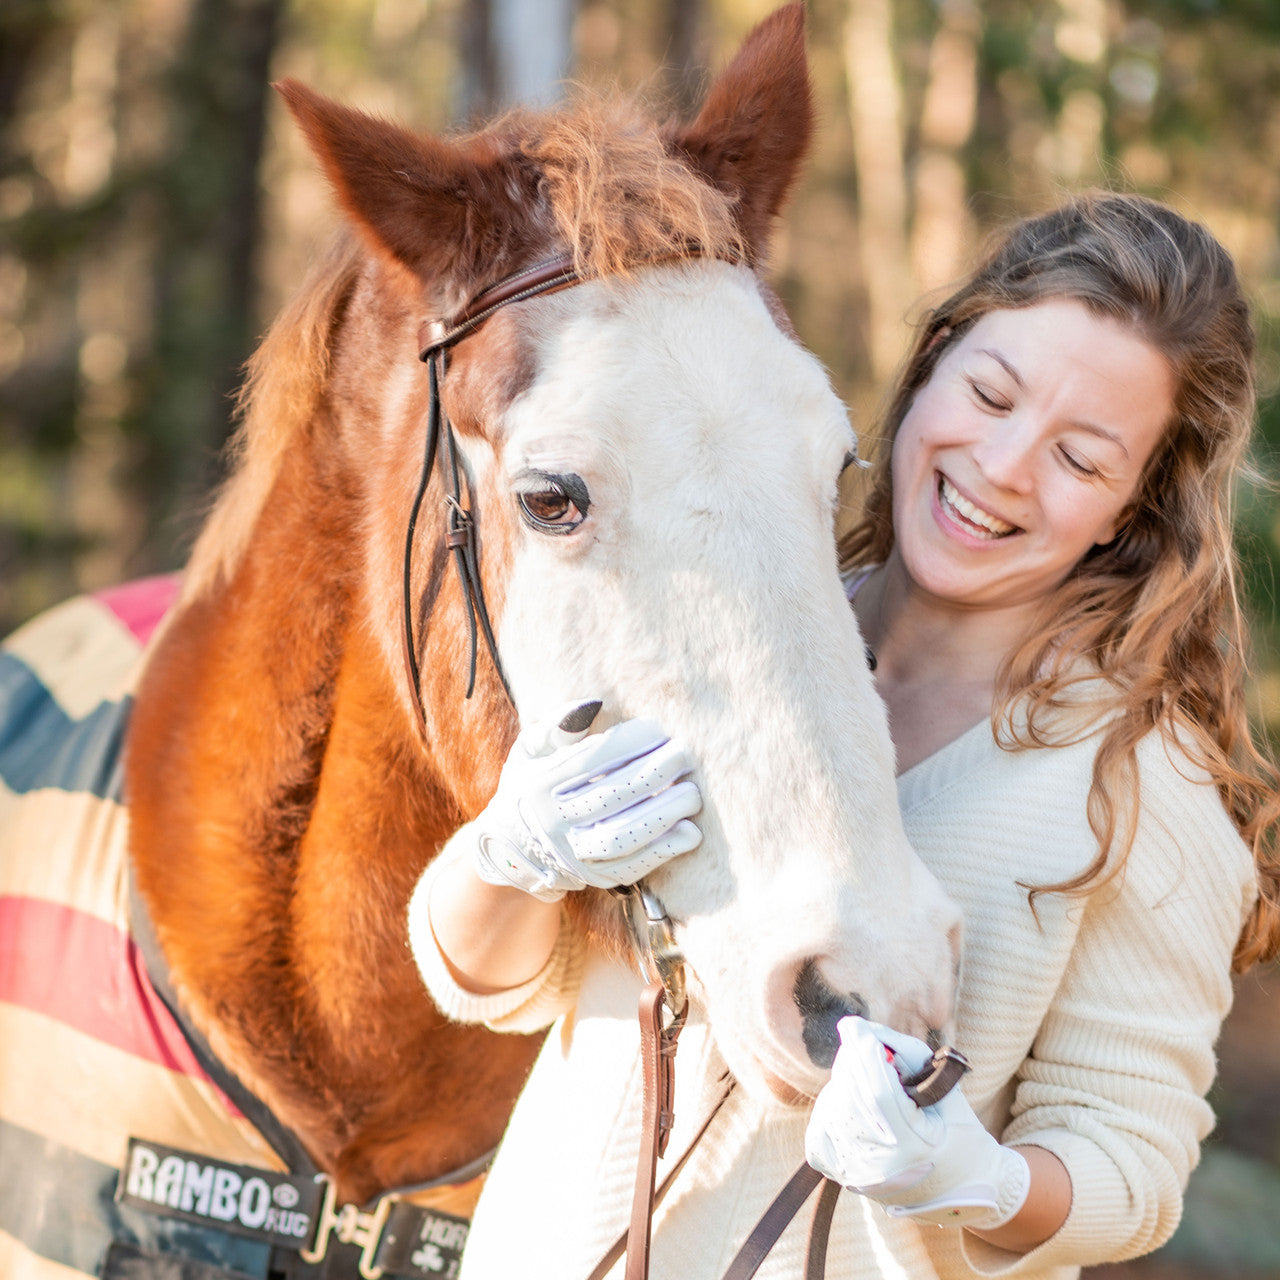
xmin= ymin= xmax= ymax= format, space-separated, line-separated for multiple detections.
xmin=515 ymin=471 xmax=590 ymax=536
xmin=522 ymin=489 xmax=571 ymax=523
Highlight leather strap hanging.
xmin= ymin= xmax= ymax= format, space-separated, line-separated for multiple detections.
xmin=624 ymin=980 xmax=686 ymax=1280
xmin=585 ymin=1072 xmax=736 ymax=1280
xmin=401 ymin=254 xmax=582 ymax=734
xmin=721 ymin=1164 xmax=830 ymax=1280
xmin=595 ymin=979 xmax=843 ymax=1280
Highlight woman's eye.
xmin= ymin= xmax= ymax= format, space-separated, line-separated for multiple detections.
xmin=969 ymin=381 xmax=1008 ymax=411
xmin=1058 ymin=447 xmax=1100 ymax=478
xmin=515 ymin=471 xmax=590 ymax=535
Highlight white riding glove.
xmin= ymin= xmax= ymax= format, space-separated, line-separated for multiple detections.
xmin=805 ymin=1017 xmax=1031 ymax=1230
xmin=472 ymin=701 xmax=703 ymax=902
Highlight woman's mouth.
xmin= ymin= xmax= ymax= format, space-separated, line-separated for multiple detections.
xmin=937 ymin=475 xmax=1019 ymax=539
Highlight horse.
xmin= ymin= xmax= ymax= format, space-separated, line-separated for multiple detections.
xmin=0 ymin=6 xmax=960 ymax=1278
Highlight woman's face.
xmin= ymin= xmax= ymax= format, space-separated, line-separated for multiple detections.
xmin=890 ymin=298 xmax=1174 ymax=613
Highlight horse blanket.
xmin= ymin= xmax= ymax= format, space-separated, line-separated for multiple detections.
xmin=1 ymin=580 xmax=478 ymax=1280
xmin=0 ymin=577 xmax=303 ymax=1279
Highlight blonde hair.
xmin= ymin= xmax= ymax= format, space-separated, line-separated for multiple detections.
xmin=839 ymin=192 xmax=1280 ymax=971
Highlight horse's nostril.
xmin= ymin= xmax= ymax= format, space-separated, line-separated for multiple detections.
xmin=793 ymin=958 xmax=869 ymax=1069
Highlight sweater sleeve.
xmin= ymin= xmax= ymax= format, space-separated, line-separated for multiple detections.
xmin=407 ymin=822 xmax=588 ymax=1034
xmin=962 ymin=730 xmax=1257 ymax=1275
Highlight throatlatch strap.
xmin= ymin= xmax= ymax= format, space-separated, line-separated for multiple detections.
xmin=400 ymin=255 xmax=581 ymax=734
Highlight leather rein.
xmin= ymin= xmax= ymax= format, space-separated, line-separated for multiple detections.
xmin=605 ymin=886 xmax=970 ymax=1280
xmin=399 ymin=256 xmax=970 ymax=1280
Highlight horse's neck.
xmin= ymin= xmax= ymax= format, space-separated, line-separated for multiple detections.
xmin=126 ymin=448 xmax=531 ymax=1196
xmin=289 ymin=619 xmax=461 ymax=1037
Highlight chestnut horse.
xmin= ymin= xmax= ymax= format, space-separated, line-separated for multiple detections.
xmin=0 ymin=6 xmax=958 ymax=1278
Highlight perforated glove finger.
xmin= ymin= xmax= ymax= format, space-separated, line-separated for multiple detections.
xmin=547 ymin=815 xmax=703 ymax=891
xmin=563 ymin=778 xmax=703 ymax=862
xmin=552 ymin=736 xmax=696 ymax=825
xmin=473 ymin=704 xmax=703 ymax=900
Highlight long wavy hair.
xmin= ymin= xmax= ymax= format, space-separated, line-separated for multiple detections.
xmin=839 ymin=192 xmax=1280 ymax=972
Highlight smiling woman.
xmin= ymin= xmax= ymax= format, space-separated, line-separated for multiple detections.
xmin=803 ymin=191 xmax=1280 ymax=1276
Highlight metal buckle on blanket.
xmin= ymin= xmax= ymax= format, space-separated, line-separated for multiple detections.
xmin=300 ymin=1178 xmax=394 ymax=1278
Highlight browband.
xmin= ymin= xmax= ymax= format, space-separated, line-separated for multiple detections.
xmin=418 ymin=255 xmax=581 ymax=361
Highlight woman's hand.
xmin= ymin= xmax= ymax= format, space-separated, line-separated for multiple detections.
xmin=805 ymin=1017 xmax=1031 ymax=1230
xmin=472 ymin=701 xmax=703 ymax=901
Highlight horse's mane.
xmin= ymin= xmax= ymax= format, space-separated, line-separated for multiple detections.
xmin=182 ymin=92 xmax=745 ymax=601
xmin=182 ymin=233 xmax=363 ymax=601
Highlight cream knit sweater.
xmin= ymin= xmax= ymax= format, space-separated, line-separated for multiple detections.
xmin=410 ymin=714 xmax=1256 ymax=1280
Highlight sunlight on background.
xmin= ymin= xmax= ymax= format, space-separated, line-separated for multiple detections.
xmin=4 ymin=0 xmax=1280 ymax=651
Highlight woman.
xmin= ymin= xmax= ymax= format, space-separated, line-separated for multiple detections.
xmin=409 ymin=192 xmax=1280 ymax=1278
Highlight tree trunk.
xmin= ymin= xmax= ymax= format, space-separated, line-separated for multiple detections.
xmin=128 ymin=0 xmax=284 ymax=561
xmin=910 ymin=0 xmax=980 ymax=295
xmin=664 ymin=0 xmax=708 ymax=117
xmin=458 ymin=0 xmax=578 ymax=118
xmin=844 ymin=0 xmax=913 ymax=385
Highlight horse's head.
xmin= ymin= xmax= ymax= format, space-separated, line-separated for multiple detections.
xmin=278 ymin=4 xmax=961 ymax=1104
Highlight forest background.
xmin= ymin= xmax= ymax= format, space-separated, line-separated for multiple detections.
xmin=2 ymin=0 xmax=1279 ymax=1275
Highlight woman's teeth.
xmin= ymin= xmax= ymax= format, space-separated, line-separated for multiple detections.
xmin=939 ymin=477 xmax=1016 ymax=538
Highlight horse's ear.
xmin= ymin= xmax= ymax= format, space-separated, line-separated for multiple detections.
xmin=668 ymin=3 xmax=813 ymax=262
xmin=276 ymin=80 xmax=530 ymax=303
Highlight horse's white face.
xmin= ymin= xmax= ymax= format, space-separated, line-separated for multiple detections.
xmin=479 ymin=260 xmax=960 ymax=1102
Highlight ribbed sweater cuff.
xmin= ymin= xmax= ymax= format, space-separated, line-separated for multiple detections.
xmin=407 ymin=848 xmax=583 ymax=1031
xmin=961 ymin=1129 xmax=1156 ymax=1275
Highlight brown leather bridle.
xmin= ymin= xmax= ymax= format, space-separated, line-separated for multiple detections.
xmin=401 ymin=254 xmax=583 ymax=736
xmin=603 ymin=885 xmax=970 ymax=1280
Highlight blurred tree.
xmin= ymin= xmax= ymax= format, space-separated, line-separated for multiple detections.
xmin=130 ymin=0 xmax=284 ymax=557
xmin=459 ymin=0 xmax=578 ymax=118
xmin=0 ymin=0 xmax=284 ymax=626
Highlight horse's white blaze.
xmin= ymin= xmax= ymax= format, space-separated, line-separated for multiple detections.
xmin=492 ymin=260 xmax=960 ymax=1100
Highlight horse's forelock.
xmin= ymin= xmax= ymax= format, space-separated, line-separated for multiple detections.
xmin=499 ymin=95 xmax=747 ymax=281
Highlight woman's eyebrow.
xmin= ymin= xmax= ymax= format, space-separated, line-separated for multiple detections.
xmin=1068 ymin=420 xmax=1130 ymax=458
xmin=976 ymin=347 xmax=1025 ymax=389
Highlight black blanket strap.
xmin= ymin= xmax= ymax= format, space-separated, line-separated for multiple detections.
xmin=127 ymin=871 xmax=318 ymax=1175
xmin=126 ymin=872 xmax=488 ymax=1278
xmin=116 ymin=1130 xmax=477 ymax=1280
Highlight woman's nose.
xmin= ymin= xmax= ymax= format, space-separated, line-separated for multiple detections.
xmin=971 ymin=420 xmax=1036 ymax=493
